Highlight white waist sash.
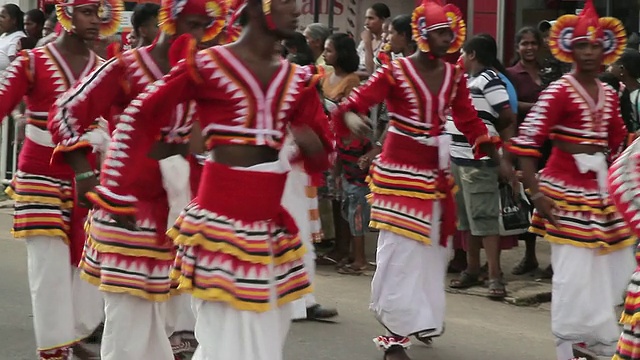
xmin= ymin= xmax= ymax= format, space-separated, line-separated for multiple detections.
xmin=572 ymin=152 xmax=608 ymax=195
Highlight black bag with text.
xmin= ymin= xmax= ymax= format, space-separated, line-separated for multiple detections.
xmin=498 ymin=183 xmax=531 ymax=236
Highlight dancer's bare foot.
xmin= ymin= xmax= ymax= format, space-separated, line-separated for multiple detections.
xmin=384 ymin=345 xmax=411 ymax=360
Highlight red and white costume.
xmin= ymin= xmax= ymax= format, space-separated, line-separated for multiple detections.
xmin=610 ymin=136 xmax=640 ymax=360
xmin=50 ymin=46 xmax=190 ymax=360
xmin=0 ymin=0 xmax=123 ymax=357
xmin=333 ymin=0 xmax=492 ymax=352
xmin=83 ymin=41 xmax=332 ymax=359
xmin=507 ymin=2 xmax=634 ymax=358
xmin=279 ymin=137 xmax=326 ymax=320
xmin=49 ymin=0 xmax=228 ymax=358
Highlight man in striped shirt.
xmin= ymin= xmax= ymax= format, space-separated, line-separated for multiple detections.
xmin=447 ymin=35 xmax=516 ymax=299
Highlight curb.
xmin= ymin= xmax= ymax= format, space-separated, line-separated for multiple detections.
xmin=445 ymin=280 xmax=552 ymax=307
xmin=0 ymin=199 xmax=13 ymax=209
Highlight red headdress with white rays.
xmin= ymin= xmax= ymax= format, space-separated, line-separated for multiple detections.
xmin=411 ymin=0 xmax=466 ymax=55
xmin=158 ymin=0 xmax=229 ymax=42
xmin=56 ymin=0 xmax=124 ymax=37
xmin=548 ymin=0 xmax=626 ymax=65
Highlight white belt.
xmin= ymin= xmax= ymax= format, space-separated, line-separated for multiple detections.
xmin=25 ymin=124 xmax=54 ymax=147
xmin=573 ymin=152 xmax=608 ymax=195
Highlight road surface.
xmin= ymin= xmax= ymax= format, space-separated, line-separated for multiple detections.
xmin=0 ymin=210 xmax=557 ymax=359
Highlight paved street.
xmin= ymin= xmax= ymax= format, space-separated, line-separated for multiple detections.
xmin=0 ymin=208 xmax=558 ymax=360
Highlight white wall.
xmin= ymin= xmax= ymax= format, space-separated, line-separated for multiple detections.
xmin=0 ymin=0 xmax=38 ymax=11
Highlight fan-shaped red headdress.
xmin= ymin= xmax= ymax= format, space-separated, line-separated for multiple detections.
xmin=225 ymin=0 xmax=277 ymax=32
xmin=549 ymin=0 xmax=626 ymax=65
xmin=411 ymin=0 xmax=466 ymax=54
xmin=219 ymin=0 xmax=243 ymax=44
xmin=56 ymin=0 xmax=123 ymax=37
xmin=159 ymin=0 xmax=229 ymax=42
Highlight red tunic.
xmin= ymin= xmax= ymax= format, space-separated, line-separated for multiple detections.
xmin=86 ymin=46 xmax=332 ymax=311
xmin=0 ymin=43 xmax=100 ymax=264
xmin=333 ymin=58 xmax=492 ymax=246
xmin=49 ymin=45 xmax=196 ymax=301
xmin=507 ymin=74 xmax=633 ymax=250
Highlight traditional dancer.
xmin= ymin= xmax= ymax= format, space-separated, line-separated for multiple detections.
xmin=610 ymin=124 xmax=640 ymax=360
xmin=280 ymin=137 xmax=338 ymax=322
xmin=0 ymin=0 xmax=122 ymax=358
xmin=69 ymin=0 xmax=333 ymax=359
xmin=333 ymin=1 xmax=509 ymax=359
xmin=506 ymin=1 xmax=635 ymax=359
xmin=130 ymin=2 xmax=160 ymax=48
xmin=49 ymin=0 xmax=225 ymax=358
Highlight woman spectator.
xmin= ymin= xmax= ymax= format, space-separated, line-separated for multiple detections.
xmin=0 ymin=4 xmax=26 ymax=71
xmin=508 ymin=27 xmax=545 ymax=120
xmin=19 ymin=9 xmax=44 ymax=50
xmin=448 ymin=34 xmax=516 ymax=299
xmin=356 ymin=2 xmax=389 ymax=78
xmin=506 ymin=27 xmax=550 ymax=277
xmin=36 ymin=12 xmax=57 ymax=47
xmin=387 ymin=14 xmax=415 ymax=58
xmin=316 ymin=33 xmax=364 ymax=270
xmin=609 ymin=49 xmax=640 ymax=133
xmin=283 ymin=31 xmax=314 ymax=66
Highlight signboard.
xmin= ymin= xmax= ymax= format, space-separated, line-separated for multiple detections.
xmin=297 ymin=0 xmax=414 ymax=36
xmin=120 ymin=10 xmax=133 ymax=32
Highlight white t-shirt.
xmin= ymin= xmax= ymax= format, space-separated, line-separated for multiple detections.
xmin=0 ymin=31 xmax=26 ymax=71
xmin=357 ymin=39 xmax=383 ymax=73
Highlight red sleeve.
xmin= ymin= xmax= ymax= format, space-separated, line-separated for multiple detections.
xmin=289 ymin=75 xmax=334 ymax=175
xmin=331 ymin=64 xmax=394 ymax=137
xmin=449 ymin=68 xmax=495 ymax=158
xmin=49 ymin=56 xmax=128 ymax=165
xmin=506 ymin=80 xmax=565 ymax=158
xmin=86 ymin=59 xmax=201 ymax=215
xmin=0 ymin=51 xmax=32 ymax=120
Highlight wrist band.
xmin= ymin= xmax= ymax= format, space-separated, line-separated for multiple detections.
xmin=530 ymin=192 xmax=544 ymax=201
xmin=75 ymin=171 xmax=96 ymax=181
xmin=375 ymin=141 xmax=383 ymax=148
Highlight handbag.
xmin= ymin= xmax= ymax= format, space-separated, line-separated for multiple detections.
xmin=498 ymin=182 xmax=531 ymax=236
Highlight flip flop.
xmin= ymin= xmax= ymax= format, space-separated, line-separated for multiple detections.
xmin=450 ymin=271 xmax=482 ymax=289
xmin=488 ymin=278 xmax=507 ymax=300
xmin=315 ymin=255 xmax=339 ymax=266
xmin=337 ymin=264 xmax=367 ymax=275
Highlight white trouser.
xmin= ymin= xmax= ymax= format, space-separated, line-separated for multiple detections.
xmin=159 ymin=154 xmax=192 ymax=228
xmin=191 ymin=299 xmax=292 ymax=360
xmin=551 ymin=243 xmax=621 ymax=358
xmin=165 ymin=293 xmax=196 ymax=336
xmin=606 ymin=245 xmax=636 ymax=306
xmin=370 ymin=230 xmax=450 ymax=337
xmin=26 ymin=236 xmax=103 ymax=351
xmin=280 ymin=149 xmax=317 ymax=319
xmin=160 ymin=155 xmax=196 ymax=335
xmin=101 ymin=292 xmax=173 ymax=360
xmin=189 ymin=156 xmax=294 ymax=359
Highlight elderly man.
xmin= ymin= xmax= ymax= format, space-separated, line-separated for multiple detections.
xmin=303 ymin=22 xmax=332 ymax=70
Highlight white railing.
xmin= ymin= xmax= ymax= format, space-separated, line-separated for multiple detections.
xmin=0 ymin=116 xmax=19 ymax=186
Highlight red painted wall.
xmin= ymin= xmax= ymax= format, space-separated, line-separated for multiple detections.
xmin=472 ymin=0 xmax=498 ymax=38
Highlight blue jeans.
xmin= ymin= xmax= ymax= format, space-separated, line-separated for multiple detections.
xmin=340 ymin=179 xmax=371 ymax=237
